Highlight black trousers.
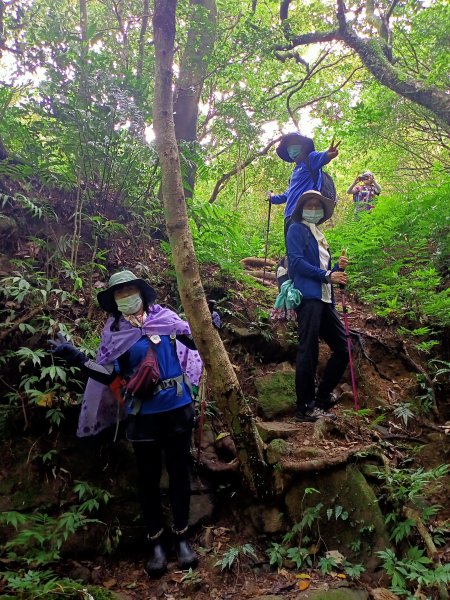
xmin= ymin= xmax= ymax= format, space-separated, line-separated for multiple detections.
xmin=295 ymin=299 xmax=349 ymax=412
xmin=131 ymin=404 xmax=195 ymax=537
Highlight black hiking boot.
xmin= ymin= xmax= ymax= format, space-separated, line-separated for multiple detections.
xmin=145 ymin=528 xmax=167 ymax=578
xmin=316 ymin=392 xmax=339 ymax=410
xmin=295 ymin=407 xmax=337 ymax=422
xmin=173 ymin=526 xmax=198 ymax=570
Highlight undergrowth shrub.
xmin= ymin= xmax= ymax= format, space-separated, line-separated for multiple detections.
xmin=327 ymin=181 xmax=450 ymax=327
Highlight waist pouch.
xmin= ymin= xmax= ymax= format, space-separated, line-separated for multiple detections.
xmin=125 ymin=346 xmax=161 ymax=399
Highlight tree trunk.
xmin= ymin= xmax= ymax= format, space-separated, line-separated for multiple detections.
xmin=137 ymin=0 xmax=150 ymax=81
xmin=173 ymin=0 xmax=217 ymax=197
xmin=152 ymin=0 xmax=269 ymax=499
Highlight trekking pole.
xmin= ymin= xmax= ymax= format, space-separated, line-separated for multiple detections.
xmin=196 ymin=372 xmax=207 ymax=464
xmin=339 ymin=249 xmax=359 ymax=412
xmin=262 ymin=191 xmax=273 ymax=285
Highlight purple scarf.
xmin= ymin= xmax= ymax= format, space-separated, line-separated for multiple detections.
xmin=77 ymin=305 xmax=203 ymax=437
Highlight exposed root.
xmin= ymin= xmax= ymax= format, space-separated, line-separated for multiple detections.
xmin=281 ymin=444 xmax=380 ymax=472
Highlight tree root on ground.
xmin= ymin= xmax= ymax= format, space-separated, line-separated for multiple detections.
xmin=281 ymin=444 xmax=381 ymax=472
xmin=196 ymin=455 xmax=239 ymax=473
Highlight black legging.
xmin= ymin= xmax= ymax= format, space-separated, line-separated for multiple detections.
xmin=295 ymin=298 xmax=349 ymax=412
xmin=133 ymin=429 xmax=192 ymax=536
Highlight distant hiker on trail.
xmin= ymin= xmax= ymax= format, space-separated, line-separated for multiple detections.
xmin=347 ymin=171 xmax=381 ymax=213
xmin=268 ymin=132 xmax=341 ymax=238
xmin=48 ymin=270 xmax=202 ymax=578
xmin=286 ymin=191 xmax=349 ymax=423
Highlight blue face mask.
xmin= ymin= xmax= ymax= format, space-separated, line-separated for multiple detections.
xmin=287 ymin=145 xmax=302 ymax=160
xmin=303 ymin=209 xmax=324 ymax=224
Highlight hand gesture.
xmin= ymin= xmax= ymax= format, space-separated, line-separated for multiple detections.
xmin=48 ymin=333 xmax=87 ymax=365
xmin=327 ymin=138 xmax=342 ymax=160
xmin=266 ymin=191 xmax=273 ymax=201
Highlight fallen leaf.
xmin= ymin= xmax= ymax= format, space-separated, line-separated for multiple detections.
xmin=297 ymin=579 xmax=311 ymax=591
xmin=278 ymin=568 xmax=290 ymax=578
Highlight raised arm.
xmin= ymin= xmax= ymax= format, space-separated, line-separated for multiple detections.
xmin=347 ymin=176 xmax=360 ymax=194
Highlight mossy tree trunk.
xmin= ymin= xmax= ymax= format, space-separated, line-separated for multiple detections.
xmin=152 ymin=0 xmax=269 ymax=498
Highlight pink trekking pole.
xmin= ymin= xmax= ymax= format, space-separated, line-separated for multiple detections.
xmin=339 ymin=249 xmax=359 ymax=411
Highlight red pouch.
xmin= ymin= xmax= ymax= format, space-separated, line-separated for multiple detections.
xmin=125 ymin=346 xmax=160 ymax=398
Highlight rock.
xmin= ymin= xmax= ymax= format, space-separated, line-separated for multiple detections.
xmin=68 ymin=563 xmax=91 ymax=583
xmin=266 ymin=438 xmax=289 ymax=465
xmin=309 ymin=591 xmax=368 ymax=600
xmin=284 ymin=465 xmax=390 ymax=571
xmin=229 ymin=326 xmax=262 ymax=340
xmin=291 ymin=446 xmax=324 ymax=459
xmin=190 ymin=492 xmax=215 ymax=526
xmin=255 ymin=372 xmax=296 ymax=419
xmin=246 ymin=505 xmax=285 ymax=534
xmin=370 ymin=589 xmax=400 ymax=600
xmin=256 ymin=421 xmax=299 ymax=443
xmin=360 ymin=463 xmax=384 ymax=480
xmin=313 ymin=418 xmax=340 ymax=440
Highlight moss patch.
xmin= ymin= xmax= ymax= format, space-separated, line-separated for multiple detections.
xmin=284 ymin=465 xmax=390 ymax=570
xmin=255 ymin=372 xmax=295 ymax=419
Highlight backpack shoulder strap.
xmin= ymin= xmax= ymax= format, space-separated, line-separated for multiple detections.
xmin=303 ymin=155 xmax=320 ymax=188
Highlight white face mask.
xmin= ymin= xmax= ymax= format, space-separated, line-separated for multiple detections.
xmin=303 ymin=209 xmax=324 ymax=224
xmin=115 ymin=292 xmax=143 ymax=315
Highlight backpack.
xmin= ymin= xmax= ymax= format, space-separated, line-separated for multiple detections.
xmin=304 ymin=156 xmax=337 ymax=203
xmin=125 ymin=345 xmax=161 ymax=399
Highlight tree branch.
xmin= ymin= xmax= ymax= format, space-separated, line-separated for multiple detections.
xmin=274 ymin=30 xmax=340 ymax=51
xmin=208 ymin=136 xmax=282 ymax=204
xmin=279 ymin=0 xmax=293 ymax=21
xmin=137 ymin=0 xmax=150 ymax=80
xmin=273 ymin=1 xmax=450 ymax=127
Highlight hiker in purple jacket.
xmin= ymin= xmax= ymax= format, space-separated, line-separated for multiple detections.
xmin=268 ymin=133 xmax=341 ymax=237
xmin=49 ymin=270 xmax=203 ymax=578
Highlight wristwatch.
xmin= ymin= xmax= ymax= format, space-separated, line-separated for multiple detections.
xmin=325 ymin=270 xmax=332 ymax=283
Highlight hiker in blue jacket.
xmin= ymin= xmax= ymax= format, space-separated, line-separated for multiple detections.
xmin=268 ymin=132 xmax=341 ymax=237
xmin=48 ymin=270 xmax=202 ymax=578
xmin=286 ymin=191 xmax=349 ymax=422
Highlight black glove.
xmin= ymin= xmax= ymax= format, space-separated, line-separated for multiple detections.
xmin=48 ymin=333 xmax=88 ymax=366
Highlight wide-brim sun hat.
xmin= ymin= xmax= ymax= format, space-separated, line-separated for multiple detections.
xmin=361 ymin=171 xmax=373 ymax=178
xmin=276 ymin=132 xmax=315 ymax=163
xmin=97 ymin=270 xmax=156 ymax=313
xmin=291 ymin=190 xmax=335 ymax=225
